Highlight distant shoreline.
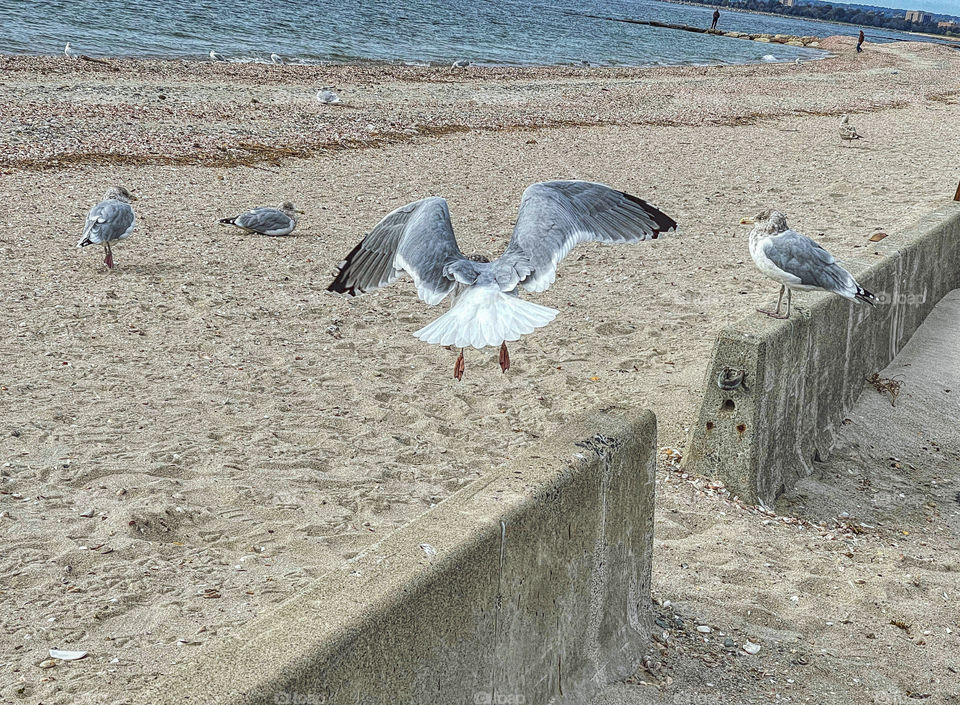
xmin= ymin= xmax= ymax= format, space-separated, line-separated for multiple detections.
xmin=658 ymin=0 xmax=956 ymax=42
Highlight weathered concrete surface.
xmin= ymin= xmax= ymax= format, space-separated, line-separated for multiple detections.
xmin=149 ymin=409 xmax=657 ymax=705
xmin=683 ymin=201 xmax=960 ymax=505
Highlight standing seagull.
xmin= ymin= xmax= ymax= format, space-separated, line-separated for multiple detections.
xmin=745 ymin=209 xmax=875 ymax=319
xmin=327 ymin=180 xmax=677 ymax=380
xmin=839 ymin=114 xmax=863 ymax=144
xmin=77 ymin=186 xmax=137 ymax=270
xmin=64 ymin=42 xmax=76 ymax=58
xmin=316 ymin=87 xmax=342 ymax=104
xmin=218 ymin=201 xmax=304 ymax=236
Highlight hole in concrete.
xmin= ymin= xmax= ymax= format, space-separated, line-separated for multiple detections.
xmin=706 ymin=421 xmax=714 ymax=431
xmin=721 ymin=399 xmax=736 ymax=412
xmin=736 ymin=423 xmax=747 ymax=435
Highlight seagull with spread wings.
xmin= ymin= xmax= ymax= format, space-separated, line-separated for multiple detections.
xmin=745 ymin=209 xmax=875 ymax=319
xmin=327 ymin=180 xmax=677 ymax=380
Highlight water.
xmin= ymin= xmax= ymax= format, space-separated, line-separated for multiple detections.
xmin=0 ymin=0 xmax=942 ymax=67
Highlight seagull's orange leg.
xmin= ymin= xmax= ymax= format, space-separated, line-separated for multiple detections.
xmin=454 ymin=348 xmax=465 ymax=381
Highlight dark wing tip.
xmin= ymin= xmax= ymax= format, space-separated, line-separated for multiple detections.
xmin=621 ymin=192 xmax=678 ymax=234
xmin=218 ymin=218 xmax=236 ymax=225
xmin=325 ymin=240 xmax=368 ymax=296
xmin=856 ymin=287 xmax=876 ymax=306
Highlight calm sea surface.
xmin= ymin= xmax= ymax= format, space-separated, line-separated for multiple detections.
xmin=0 ymin=0 xmax=942 ymax=67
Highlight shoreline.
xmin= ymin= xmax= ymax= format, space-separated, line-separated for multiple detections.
xmin=662 ymin=0 xmax=960 ymax=42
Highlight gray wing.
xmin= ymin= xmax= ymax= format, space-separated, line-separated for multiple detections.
xmin=497 ymin=181 xmax=677 ymax=293
xmin=234 ymin=208 xmax=295 ymax=236
xmin=763 ymin=230 xmax=858 ymax=295
xmin=327 ymin=197 xmax=475 ymax=305
xmin=77 ymin=200 xmax=135 ymax=247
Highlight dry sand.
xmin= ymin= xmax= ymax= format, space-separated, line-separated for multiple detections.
xmin=1 ymin=36 xmax=959 ymax=704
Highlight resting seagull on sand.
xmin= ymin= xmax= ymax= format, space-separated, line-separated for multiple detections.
xmin=839 ymin=114 xmax=863 ymax=144
xmin=270 ymin=53 xmax=284 ymax=64
xmin=219 ymin=202 xmax=304 ymax=236
xmin=327 ymin=180 xmax=677 ymax=380
xmin=745 ymin=209 xmax=875 ymax=319
xmin=76 ymin=186 xmax=137 ymax=270
xmin=209 ymin=50 xmax=226 ymax=62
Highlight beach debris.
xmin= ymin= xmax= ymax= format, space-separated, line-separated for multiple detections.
xmin=419 ymin=543 xmax=437 ymax=559
xmin=696 ymin=625 xmax=712 ymax=633
xmin=316 ymin=87 xmax=342 ymax=104
xmin=209 ymin=50 xmax=226 ymax=62
xmin=839 ymin=114 xmax=864 ymax=144
xmin=745 ymin=210 xmax=876 ymax=319
xmin=868 ymin=231 xmax=888 ymax=242
xmin=218 ymin=202 xmax=303 ymax=237
xmin=49 ymin=649 xmax=88 ymax=661
xmin=743 ymin=641 xmax=762 ymax=655
xmin=76 ymin=185 xmax=137 ymax=270
xmin=762 ymin=54 xmax=777 ymax=62
xmin=37 ymin=659 xmax=57 ymax=669
xmin=327 ymin=180 xmax=676 ymax=379
xmin=866 ymin=372 xmax=902 ymax=406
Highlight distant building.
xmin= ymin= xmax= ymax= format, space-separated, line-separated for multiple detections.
xmin=937 ymin=20 xmax=959 ymax=30
xmin=904 ymin=9 xmax=932 ymax=23
xmin=780 ymin=0 xmax=797 ymax=6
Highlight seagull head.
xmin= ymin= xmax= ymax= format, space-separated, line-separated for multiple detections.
xmin=279 ymin=201 xmax=305 ymax=215
xmin=745 ymin=209 xmax=789 ymax=235
xmin=104 ymin=185 xmax=136 ymax=203
xmin=840 ymin=114 xmax=849 ymax=124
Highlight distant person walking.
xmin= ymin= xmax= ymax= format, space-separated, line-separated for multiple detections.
xmin=856 ymin=29 xmax=865 ymax=52
xmin=711 ymin=8 xmax=720 ymax=30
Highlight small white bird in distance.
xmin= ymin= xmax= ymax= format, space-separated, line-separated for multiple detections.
xmin=795 ymin=57 xmax=802 ymax=65
xmin=327 ymin=180 xmax=677 ymax=380
xmin=64 ymin=42 xmax=76 ymax=58
xmin=77 ymin=186 xmax=138 ymax=270
xmin=316 ymin=87 xmax=342 ymax=104
xmin=744 ymin=209 xmax=875 ymax=319
xmin=209 ymin=50 xmax=226 ymax=62
xmin=451 ymin=59 xmax=470 ymax=68
xmin=270 ymin=53 xmax=283 ymax=65
xmin=219 ymin=202 xmax=304 ymax=236
xmin=839 ymin=114 xmax=864 ymax=144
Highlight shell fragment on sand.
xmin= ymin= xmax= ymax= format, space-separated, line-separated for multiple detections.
xmin=49 ymin=649 xmax=88 ymax=661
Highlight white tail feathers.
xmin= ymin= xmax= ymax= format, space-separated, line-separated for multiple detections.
xmin=414 ymin=286 xmax=558 ymax=349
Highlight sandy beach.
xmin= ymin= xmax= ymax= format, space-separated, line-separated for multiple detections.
xmin=1 ymin=35 xmax=959 ymax=703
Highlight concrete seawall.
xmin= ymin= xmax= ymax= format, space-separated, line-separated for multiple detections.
xmin=684 ymin=202 xmax=960 ymax=505
xmin=150 ymin=409 xmax=658 ymax=705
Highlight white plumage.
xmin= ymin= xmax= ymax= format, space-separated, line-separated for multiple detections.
xmin=328 ymin=180 xmax=677 ymax=379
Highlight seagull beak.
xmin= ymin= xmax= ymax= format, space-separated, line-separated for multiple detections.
xmin=129 ymin=194 xmax=139 ymax=202
xmin=739 ymin=217 xmax=754 ymax=225
xmin=296 ymin=209 xmax=306 ymax=214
